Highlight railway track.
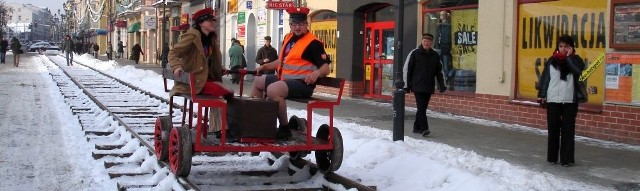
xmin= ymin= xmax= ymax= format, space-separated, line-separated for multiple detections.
xmin=40 ymin=55 xmax=375 ymax=191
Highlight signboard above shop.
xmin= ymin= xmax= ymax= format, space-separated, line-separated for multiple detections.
xmin=266 ymin=0 xmax=295 ymax=9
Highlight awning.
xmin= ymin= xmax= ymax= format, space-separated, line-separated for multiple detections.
xmin=170 ymin=24 xmax=189 ymax=31
xmin=127 ymin=22 xmax=141 ymax=33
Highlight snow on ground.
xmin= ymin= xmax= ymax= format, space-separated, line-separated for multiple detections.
xmin=0 ymin=54 xmax=116 ymax=190
xmin=0 ymin=53 xmax=610 ymax=190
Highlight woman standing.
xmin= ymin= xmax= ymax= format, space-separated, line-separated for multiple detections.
xmin=537 ymin=35 xmax=587 ymax=167
xmin=168 ymin=8 xmax=232 ymax=137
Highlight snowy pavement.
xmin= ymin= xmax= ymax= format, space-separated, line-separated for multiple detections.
xmin=0 ymin=53 xmax=622 ymax=190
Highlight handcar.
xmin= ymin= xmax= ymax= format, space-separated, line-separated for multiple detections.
xmin=157 ymin=69 xmax=345 ymax=177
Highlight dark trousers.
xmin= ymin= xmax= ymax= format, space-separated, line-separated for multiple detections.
xmin=230 ymin=65 xmax=241 ymax=83
xmin=413 ymin=92 xmax=433 ymax=131
xmin=546 ymin=102 xmax=578 ymax=164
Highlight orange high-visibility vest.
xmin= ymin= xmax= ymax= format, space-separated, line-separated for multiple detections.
xmin=278 ymin=32 xmax=318 ymax=80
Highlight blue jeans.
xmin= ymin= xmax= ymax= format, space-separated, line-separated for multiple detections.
xmin=441 ymin=52 xmax=454 ymax=81
xmin=0 ymin=52 xmax=5 ymax=63
xmin=65 ymin=51 xmax=73 ymax=65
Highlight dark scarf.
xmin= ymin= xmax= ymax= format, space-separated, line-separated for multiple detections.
xmin=551 ymin=51 xmax=571 ymax=81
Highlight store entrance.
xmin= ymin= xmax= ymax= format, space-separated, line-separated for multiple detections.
xmin=363 ymin=21 xmax=394 ymax=99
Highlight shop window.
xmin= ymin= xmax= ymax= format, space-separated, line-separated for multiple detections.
xmin=516 ymin=0 xmax=607 ymax=105
xmin=422 ymin=0 xmax=479 ymax=93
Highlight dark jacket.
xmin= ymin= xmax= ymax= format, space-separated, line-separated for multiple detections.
xmin=132 ymin=44 xmax=143 ymax=60
xmin=62 ymin=38 xmax=74 ymax=52
xmin=537 ymin=55 xmax=587 ymax=103
xmin=255 ymin=45 xmax=278 ymax=65
xmin=92 ymin=44 xmax=99 ymax=51
xmin=10 ymin=38 xmax=21 ymax=53
xmin=0 ymin=39 xmax=8 ymax=53
xmin=407 ymin=46 xmax=446 ymax=93
xmin=117 ymin=42 xmax=124 ymax=52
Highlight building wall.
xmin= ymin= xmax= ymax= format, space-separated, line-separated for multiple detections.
xmin=476 ymin=0 xmax=516 ymax=96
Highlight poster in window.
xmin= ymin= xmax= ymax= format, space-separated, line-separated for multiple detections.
xmin=610 ymin=0 xmax=640 ymax=49
xmin=605 ymin=53 xmax=640 ymax=104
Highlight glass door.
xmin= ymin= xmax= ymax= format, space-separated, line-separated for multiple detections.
xmin=363 ymin=21 xmax=394 ymax=99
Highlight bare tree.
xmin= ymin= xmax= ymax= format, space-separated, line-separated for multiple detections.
xmin=0 ymin=0 xmax=13 ymax=40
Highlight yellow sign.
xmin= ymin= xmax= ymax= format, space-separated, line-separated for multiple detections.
xmin=311 ymin=21 xmax=338 ymax=77
xmin=451 ymin=9 xmax=478 ymax=71
xmin=580 ymin=53 xmax=605 ymax=81
xmin=365 ymin=65 xmax=371 ymax=80
xmin=517 ymin=0 xmax=606 ymax=105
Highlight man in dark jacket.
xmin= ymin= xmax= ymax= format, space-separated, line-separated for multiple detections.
xmin=117 ymin=41 xmax=124 ymax=58
xmin=10 ymin=37 xmax=21 ymax=67
xmin=406 ymin=33 xmax=447 ymax=137
xmin=62 ymin=35 xmax=74 ymax=66
xmin=255 ymin=36 xmax=278 ymax=74
xmin=92 ymin=43 xmax=100 ymax=58
xmin=0 ymin=38 xmax=8 ymax=64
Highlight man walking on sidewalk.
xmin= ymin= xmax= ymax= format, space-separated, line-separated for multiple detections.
xmin=406 ymin=33 xmax=447 ymax=137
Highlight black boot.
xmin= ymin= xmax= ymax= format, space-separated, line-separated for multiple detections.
xmin=276 ymin=124 xmax=292 ymax=140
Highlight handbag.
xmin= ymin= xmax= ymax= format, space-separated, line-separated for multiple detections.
xmin=241 ymin=53 xmax=247 ymax=68
xmin=576 ymin=80 xmax=588 ymax=103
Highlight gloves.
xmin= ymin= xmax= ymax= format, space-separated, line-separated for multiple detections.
xmin=537 ymin=98 xmax=547 ymax=109
xmin=438 ymin=86 xmax=447 ymax=93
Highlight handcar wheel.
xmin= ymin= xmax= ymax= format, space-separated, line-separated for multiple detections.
xmin=169 ymin=126 xmax=193 ymax=177
xmin=314 ymin=124 xmax=343 ymax=173
xmin=154 ymin=116 xmax=172 ymax=161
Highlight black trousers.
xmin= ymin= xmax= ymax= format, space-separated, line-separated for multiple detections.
xmin=413 ymin=92 xmax=432 ymax=131
xmin=546 ymin=102 xmax=578 ymax=164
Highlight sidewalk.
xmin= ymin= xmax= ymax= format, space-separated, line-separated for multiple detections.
xmin=103 ymin=56 xmax=640 ymax=190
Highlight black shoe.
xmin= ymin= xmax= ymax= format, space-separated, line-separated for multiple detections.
xmin=276 ymin=125 xmax=292 ymax=140
xmin=548 ymin=161 xmax=557 ymax=165
xmin=422 ymin=129 xmax=431 ymax=137
xmin=412 ymin=129 xmax=425 ymax=134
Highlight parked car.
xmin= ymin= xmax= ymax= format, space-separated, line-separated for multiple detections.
xmin=28 ymin=42 xmax=60 ymax=52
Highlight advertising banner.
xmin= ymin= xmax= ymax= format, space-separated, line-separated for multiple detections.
xmin=311 ymin=21 xmax=338 ymax=77
xmin=605 ymin=53 xmax=640 ymax=105
xmin=517 ymin=0 xmax=606 ymax=105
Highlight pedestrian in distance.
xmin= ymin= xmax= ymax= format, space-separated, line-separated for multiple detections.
xmin=62 ymin=35 xmax=74 ymax=66
xmin=106 ymin=41 xmax=113 ymax=60
xmin=228 ymin=39 xmax=244 ymax=84
xmin=251 ymin=7 xmax=332 ymax=140
xmin=255 ymin=36 xmax=278 ymax=75
xmin=0 ymin=38 xmax=8 ymax=64
xmin=537 ymin=34 xmax=587 ymax=167
xmin=10 ymin=37 xmax=22 ymax=67
xmin=168 ymin=8 xmax=233 ymax=138
xmin=160 ymin=43 xmax=169 ymax=69
xmin=92 ymin=43 xmax=100 ymax=58
xmin=117 ymin=41 xmax=124 ymax=59
xmin=405 ymin=33 xmax=447 ymax=137
xmin=131 ymin=43 xmax=144 ymax=64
